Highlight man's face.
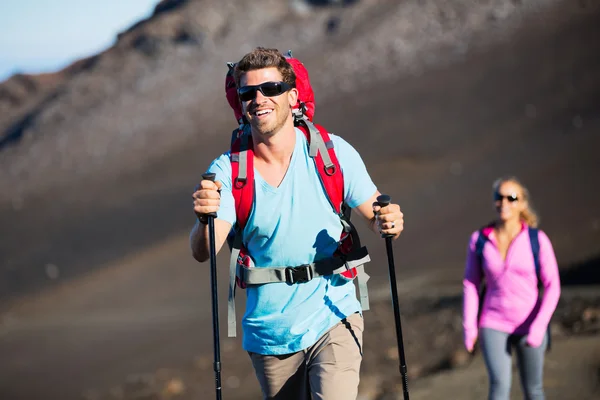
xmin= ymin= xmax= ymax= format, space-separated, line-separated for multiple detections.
xmin=239 ymin=67 xmax=297 ymax=138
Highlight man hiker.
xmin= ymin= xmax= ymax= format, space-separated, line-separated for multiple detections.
xmin=190 ymin=47 xmax=404 ymax=400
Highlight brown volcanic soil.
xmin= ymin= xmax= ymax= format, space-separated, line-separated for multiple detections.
xmin=0 ymin=0 xmax=600 ymax=399
xmin=0 ymin=239 xmax=598 ymax=400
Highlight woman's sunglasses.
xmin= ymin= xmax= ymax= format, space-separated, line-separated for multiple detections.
xmin=494 ymin=193 xmax=519 ymax=203
xmin=237 ymin=81 xmax=293 ymax=102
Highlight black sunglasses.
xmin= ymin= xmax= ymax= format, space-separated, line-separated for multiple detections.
xmin=494 ymin=192 xmax=519 ymax=203
xmin=237 ymin=81 xmax=293 ymax=102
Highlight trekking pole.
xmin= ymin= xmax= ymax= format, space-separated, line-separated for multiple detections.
xmin=377 ymin=194 xmax=409 ymax=400
xmin=201 ymin=173 xmax=223 ymax=400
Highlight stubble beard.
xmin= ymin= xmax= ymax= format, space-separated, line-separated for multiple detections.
xmin=250 ymin=106 xmax=290 ymax=138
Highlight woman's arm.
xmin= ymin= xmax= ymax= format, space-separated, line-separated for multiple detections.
xmin=463 ymin=232 xmax=482 ymax=352
xmin=527 ymin=230 xmax=561 ymax=347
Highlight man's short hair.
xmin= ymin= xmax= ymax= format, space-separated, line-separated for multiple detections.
xmin=234 ymin=47 xmax=296 ymax=88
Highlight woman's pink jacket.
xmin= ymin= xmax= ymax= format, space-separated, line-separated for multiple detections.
xmin=463 ymin=223 xmax=561 ymax=350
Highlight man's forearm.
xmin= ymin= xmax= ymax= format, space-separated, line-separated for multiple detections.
xmin=190 ymin=220 xmax=210 ymax=262
xmin=367 ymin=216 xmax=378 ymax=235
xmin=190 ymin=219 xmax=232 ymax=262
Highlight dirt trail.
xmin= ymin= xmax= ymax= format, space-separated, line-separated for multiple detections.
xmin=406 ymin=336 xmax=600 ymax=400
xmin=1 ymin=230 xmax=598 ymax=399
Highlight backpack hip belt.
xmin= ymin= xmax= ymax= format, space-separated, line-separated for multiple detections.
xmin=227 ymin=227 xmax=371 ymax=338
xmin=236 ymin=246 xmax=370 ymax=285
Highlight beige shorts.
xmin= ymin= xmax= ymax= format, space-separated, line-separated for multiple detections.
xmin=248 ymin=312 xmax=364 ymax=400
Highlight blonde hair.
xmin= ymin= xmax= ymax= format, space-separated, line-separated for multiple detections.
xmin=492 ymin=176 xmax=539 ymax=227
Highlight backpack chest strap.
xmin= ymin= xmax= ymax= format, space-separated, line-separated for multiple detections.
xmin=237 ymin=246 xmax=370 ymax=285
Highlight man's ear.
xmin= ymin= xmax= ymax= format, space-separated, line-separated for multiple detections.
xmin=288 ymin=88 xmax=299 ymax=108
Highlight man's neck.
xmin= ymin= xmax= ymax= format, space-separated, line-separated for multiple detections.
xmin=253 ymin=124 xmax=296 ymax=166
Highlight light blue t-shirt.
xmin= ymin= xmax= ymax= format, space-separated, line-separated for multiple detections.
xmin=207 ymin=128 xmax=377 ymax=355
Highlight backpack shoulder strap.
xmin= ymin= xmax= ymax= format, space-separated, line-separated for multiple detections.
xmin=475 ymin=229 xmax=488 ymax=272
xmin=228 ymin=126 xmax=254 ymax=338
xmin=295 ymin=118 xmax=373 ymax=308
xmin=230 ymin=126 xmax=254 ymax=229
xmin=474 ymin=228 xmax=489 ymax=322
xmin=295 ymin=118 xmax=344 ymax=214
xmin=528 ymin=227 xmax=541 ymax=281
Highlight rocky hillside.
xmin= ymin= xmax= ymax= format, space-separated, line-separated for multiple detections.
xmin=1 ymin=0 xmax=599 ymax=301
xmin=0 ymin=0 xmax=575 ymax=204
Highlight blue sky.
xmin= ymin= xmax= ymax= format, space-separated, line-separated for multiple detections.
xmin=0 ymin=0 xmax=159 ymax=82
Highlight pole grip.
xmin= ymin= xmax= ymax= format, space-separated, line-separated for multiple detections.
xmin=202 ymin=173 xmax=216 ymax=182
xmin=201 ymin=173 xmax=218 ymax=218
xmin=376 ymin=194 xmax=394 ymax=238
xmin=376 ymin=194 xmax=391 ymax=208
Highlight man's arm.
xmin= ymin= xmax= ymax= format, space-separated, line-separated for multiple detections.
xmin=352 ymin=190 xmax=404 ymax=239
xmin=190 ymin=218 xmax=232 ymax=262
xmin=190 ymin=179 xmax=233 ymax=262
xmin=329 ymin=135 xmax=403 ymax=239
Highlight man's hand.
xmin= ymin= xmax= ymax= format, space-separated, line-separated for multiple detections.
xmin=193 ymin=179 xmax=223 ymax=222
xmin=372 ymin=201 xmax=404 ymax=240
xmin=190 ymin=178 xmax=231 ymax=262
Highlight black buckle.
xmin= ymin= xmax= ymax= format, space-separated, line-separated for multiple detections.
xmin=285 ymin=265 xmax=312 ymax=284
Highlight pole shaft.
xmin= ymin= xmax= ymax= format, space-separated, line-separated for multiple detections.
xmin=207 ymin=216 xmax=222 ymax=400
xmin=384 ymin=237 xmax=409 ymax=400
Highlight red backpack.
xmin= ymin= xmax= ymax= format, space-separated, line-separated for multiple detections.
xmin=223 ymin=52 xmax=370 ymax=337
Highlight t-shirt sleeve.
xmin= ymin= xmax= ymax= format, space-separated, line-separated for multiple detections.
xmin=330 ymin=134 xmax=377 ymax=208
xmin=206 ymin=152 xmax=236 ymax=226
